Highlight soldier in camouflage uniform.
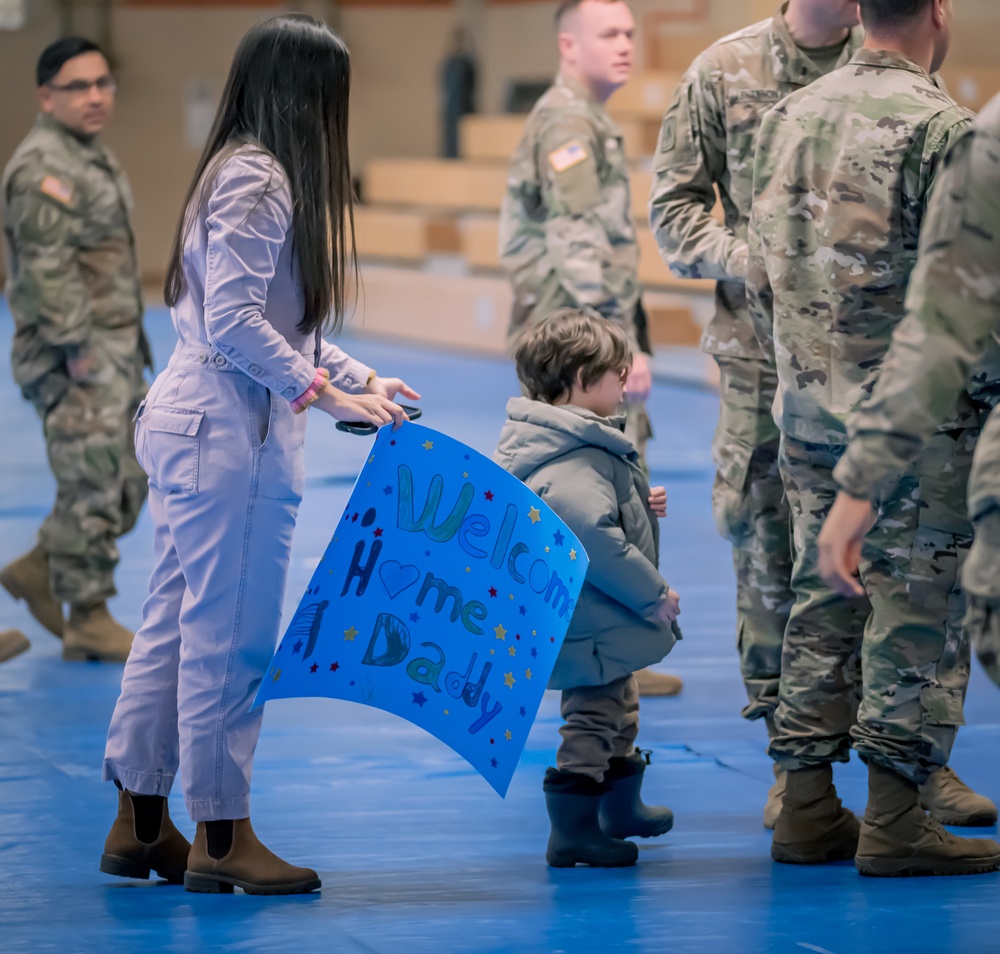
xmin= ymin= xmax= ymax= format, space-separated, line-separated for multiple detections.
xmin=649 ymin=1 xmax=864 ymax=827
xmin=499 ymin=0 xmax=680 ymax=697
xmin=0 ymin=38 xmax=150 ymax=663
xmin=747 ymin=0 xmax=1000 ymax=877
xmin=819 ymin=87 xmax=1000 ymax=835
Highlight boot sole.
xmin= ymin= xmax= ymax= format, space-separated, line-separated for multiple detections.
xmin=183 ymin=871 xmax=322 ymax=895
xmin=546 ymin=845 xmax=639 ymax=868
xmin=546 ymin=854 xmax=637 ymax=868
xmin=856 ymin=853 xmax=1000 ymax=878
xmin=0 ymin=574 xmax=63 ymax=639
xmin=62 ymin=646 xmax=129 ymax=663
xmin=925 ymin=811 xmax=999 ymax=827
xmin=602 ymin=820 xmax=674 ymax=839
xmin=100 ymin=853 xmax=185 ymax=884
xmin=772 ymin=843 xmax=857 ymax=865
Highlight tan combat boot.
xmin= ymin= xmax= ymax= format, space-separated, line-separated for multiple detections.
xmin=634 ymin=668 xmax=683 ymax=697
xmin=184 ymin=818 xmax=321 ymax=895
xmin=918 ymin=766 xmax=998 ymax=826
xmin=0 ymin=545 xmax=64 ymax=637
xmin=100 ymin=788 xmax=191 ymax=884
xmin=0 ymin=629 xmax=30 ymax=663
xmin=63 ymin=602 xmax=134 ymax=663
xmin=771 ymin=763 xmax=860 ymax=864
xmin=763 ymin=762 xmax=786 ymax=831
xmin=855 ymin=763 xmax=1000 ymax=877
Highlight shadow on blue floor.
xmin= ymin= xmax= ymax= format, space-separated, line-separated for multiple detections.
xmin=1 ymin=303 xmax=999 ymax=954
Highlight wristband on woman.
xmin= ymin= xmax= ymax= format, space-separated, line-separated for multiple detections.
xmin=291 ymin=368 xmax=330 ymax=414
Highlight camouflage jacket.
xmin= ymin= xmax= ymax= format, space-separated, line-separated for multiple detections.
xmin=2 ymin=114 xmax=145 ymax=388
xmin=833 ymin=93 xmax=1000 ymax=508
xmin=747 ymin=48 xmax=974 ymax=445
xmin=498 ymin=74 xmax=638 ymax=342
xmin=649 ymin=9 xmax=863 ymax=360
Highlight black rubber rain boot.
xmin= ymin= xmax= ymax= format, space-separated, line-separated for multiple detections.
xmin=599 ymin=750 xmax=673 ymax=839
xmin=543 ymin=768 xmax=638 ymax=868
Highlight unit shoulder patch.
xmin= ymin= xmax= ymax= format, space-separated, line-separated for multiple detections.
xmin=548 ymin=141 xmax=589 ymax=174
xmin=38 ymin=175 xmax=74 ymax=207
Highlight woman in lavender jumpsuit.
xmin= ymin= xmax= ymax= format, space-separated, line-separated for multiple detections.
xmin=99 ymin=15 xmax=418 ymax=896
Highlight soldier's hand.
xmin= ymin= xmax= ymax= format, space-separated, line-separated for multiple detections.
xmin=66 ymin=350 xmax=94 ymax=382
xmin=817 ymin=492 xmax=876 ymax=599
xmin=648 ymin=486 xmax=668 ymax=518
xmin=625 ymin=352 xmax=652 ymax=404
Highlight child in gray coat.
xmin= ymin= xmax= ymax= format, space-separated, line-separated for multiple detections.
xmin=494 ymin=309 xmax=681 ymax=868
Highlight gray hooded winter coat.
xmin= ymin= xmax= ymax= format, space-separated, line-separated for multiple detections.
xmin=494 ymin=397 xmax=677 ymax=689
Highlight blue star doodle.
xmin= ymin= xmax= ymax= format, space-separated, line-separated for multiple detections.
xmin=254 ymin=423 xmax=589 ymax=797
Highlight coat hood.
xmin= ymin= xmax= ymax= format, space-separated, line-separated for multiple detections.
xmin=494 ymin=397 xmax=637 ymax=480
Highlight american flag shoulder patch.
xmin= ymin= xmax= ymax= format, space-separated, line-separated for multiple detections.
xmin=39 ymin=175 xmax=74 ymax=207
xmin=548 ymin=141 xmax=589 ymax=173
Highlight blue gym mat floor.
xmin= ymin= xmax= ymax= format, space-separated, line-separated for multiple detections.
xmin=2 ymin=302 xmax=999 ymax=954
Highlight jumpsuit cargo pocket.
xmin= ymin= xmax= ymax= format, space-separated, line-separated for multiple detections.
xmin=139 ymin=404 xmax=205 ymax=495
xmin=253 ymin=382 xmax=306 ymax=502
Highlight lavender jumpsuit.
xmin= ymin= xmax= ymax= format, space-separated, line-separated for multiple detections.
xmin=103 ymin=148 xmax=372 ymax=821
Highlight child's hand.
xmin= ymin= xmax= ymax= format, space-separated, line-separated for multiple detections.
xmin=656 ymin=588 xmax=681 ymax=624
xmin=649 ymin=486 xmax=668 ymax=518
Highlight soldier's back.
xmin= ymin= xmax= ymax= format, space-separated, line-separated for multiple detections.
xmin=753 ymin=49 xmax=974 ymax=444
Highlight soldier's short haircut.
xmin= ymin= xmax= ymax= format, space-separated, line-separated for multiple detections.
xmin=514 ymin=308 xmax=633 ymax=404
xmin=555 ymin=0 xmax=619 ymax=30
xmin=37 ymin=36 xmax=105 ymax=87
xmin=858 ymin=0 xmax=933 ymax=30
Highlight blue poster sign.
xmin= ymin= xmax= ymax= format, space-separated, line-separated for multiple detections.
xmin=254 ymin=422 xmax=589 ymax=796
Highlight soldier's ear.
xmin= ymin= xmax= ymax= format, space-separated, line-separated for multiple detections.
xmin=557 ymin=30 xmax=577 ymax=66
xmin=37 ymin=86 xmax=54 ymax=114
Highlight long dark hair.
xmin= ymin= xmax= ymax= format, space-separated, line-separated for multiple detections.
xmin=164 ymin=13 xmax=356 ymax=336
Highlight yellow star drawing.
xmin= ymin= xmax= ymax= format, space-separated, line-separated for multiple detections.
xmin=508 ymin=645 xmax=516 ymax=657
xmin=525 ymin=668 xmax=533 ymax=680
xmin=545 ymin=546 xmax=550 ymax=553
xmin=504 ymin=671 xmax=515 ymax=688
xmin=422 ymin=440 xmax=434 ymax=451
xmin=366 ymin=481 xmax=371 ymax=487
xmin=528 ymin=506 xmax=541 ymax=524
xmin=463 ymin=472 xmax=469 ymax=478
xmin=490 ymin=649 xmax=495 ymax=655
xmin=368 ymin=456 xmax=375 ymax=464
xmin=344 ymin=626 xmax=358 ymax=641
xmin=444 ymin=709 xmax=449 ymax=716
xmin=504 ymin=730 xmax=512 ymax=741
xmin=569 ymin=549 xmax=577 ymax=561
xmin=272 ymin=669 xmax=282 ymax=682
xmin=509 ymin=593 xmax=514 ymax=600
xmin=494 ymin=623 xmax=507 ymax=641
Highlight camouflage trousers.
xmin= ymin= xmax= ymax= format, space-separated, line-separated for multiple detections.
xmin=712 ymin=356 xmax=794 ymax=722
xmin=772 ymin=430 xmax=976 ymax=784
xmin=624 ymin=402 xmax=652 ymax=478
xmin=963 ymin=509 xmax=1000 ymax=690
xmin=20 ymin=329 xmax=149 ymax=606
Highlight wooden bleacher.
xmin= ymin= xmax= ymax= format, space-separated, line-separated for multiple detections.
xmin=351 ymin=60 xmax=1000 ymax=355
